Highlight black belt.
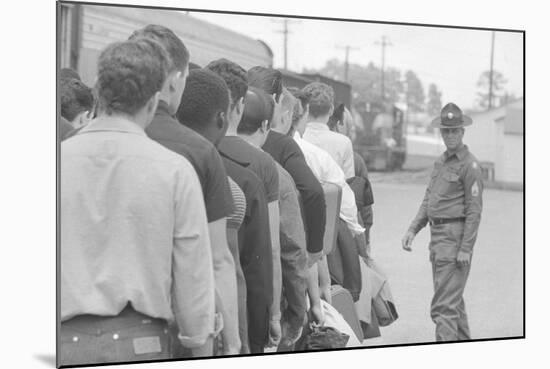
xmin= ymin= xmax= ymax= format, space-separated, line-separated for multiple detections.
xmin=429 ymin=217 xmax=465 ymax=226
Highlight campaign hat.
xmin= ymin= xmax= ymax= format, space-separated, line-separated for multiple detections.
xmin=431 ymin=102 xmax=472 ymax=128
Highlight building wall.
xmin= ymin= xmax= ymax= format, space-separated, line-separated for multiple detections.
xmin=76 ymin=5 xmax=272 ymax=86
xmin=464 ymin=107 xmax=505 ymax=165
xmin=496 ymin=133 xmax=523 ymax=184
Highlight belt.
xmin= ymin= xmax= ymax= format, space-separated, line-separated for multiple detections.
xmin=429 ymin=217 xmax=465 ymax=226
xmin=61 ymin=304 xmax=167 ymax=334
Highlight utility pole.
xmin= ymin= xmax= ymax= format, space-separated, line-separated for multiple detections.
xmin=375 ymin=35 xmax=392 ymax=102
xmin=336 ymin=45 xmax=359 ymax=82
xmin=488 ymin=31 xmax=496 ymax=110
xmin=272 ymin=18 xmax=300 ymax=70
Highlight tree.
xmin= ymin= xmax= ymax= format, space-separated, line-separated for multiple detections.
xmin=426 ymin=83 xmax=443 ymax=116
xmin=404 ymin=70 xmax=425 ymax=113
xmin=304 ymin=59 xmax=404 ymax=107
xmin=476 ymin=70 xmax=507 ymax=110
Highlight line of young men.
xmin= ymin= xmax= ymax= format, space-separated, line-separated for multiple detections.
xmin=60 ymin=24 xmax=375 ymax=366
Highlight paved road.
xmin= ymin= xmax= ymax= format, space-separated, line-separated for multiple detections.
xmin=364 ymin=180 xmax=524 ymax=345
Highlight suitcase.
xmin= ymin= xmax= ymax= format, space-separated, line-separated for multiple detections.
xmin=330 ymin=285 xmax=363 ymax=341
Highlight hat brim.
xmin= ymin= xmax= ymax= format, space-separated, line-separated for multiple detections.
xmin=431 ymin=114 xmax=472 ymax=128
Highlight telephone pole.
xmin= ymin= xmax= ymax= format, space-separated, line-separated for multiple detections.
xmin=375 ymin=35 xmax=392 ymax=102
xmin=336 ymin=45 xmax=359 ymax=82
xmin=488 ymin=31 xmax=496 ymax=110
xmin=272 ymin=19 xmax=300 ymax=70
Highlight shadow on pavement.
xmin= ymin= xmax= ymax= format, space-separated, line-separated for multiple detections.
xmin=34 ymin=353 xmax=56 ymax=367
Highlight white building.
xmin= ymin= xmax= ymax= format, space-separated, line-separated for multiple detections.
xmin=465 ymin=99 xmax=524 ymax=185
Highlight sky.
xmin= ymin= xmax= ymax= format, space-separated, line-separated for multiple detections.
xmin=190 ymin=11 xmax=523 ymax=109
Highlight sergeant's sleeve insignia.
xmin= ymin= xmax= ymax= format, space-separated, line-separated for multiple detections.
xmin=472 ymin=181 xmax=479 ymax=197
xmin=472 ymin=161 xmax=478 ymax=169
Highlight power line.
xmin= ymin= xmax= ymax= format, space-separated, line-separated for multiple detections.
xmin=272 ymin=18 xmax=300 ymax=70
xmin=488 ymin=31 xmax=496 ymax=110
xmin=375 ymin=35 xmax=392 ymax=101
xmin=336 ymin=45 xmax=360 ymax=82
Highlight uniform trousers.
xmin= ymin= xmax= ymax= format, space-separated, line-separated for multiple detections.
xmin=429 ymin=221 xmax=471 ymax=341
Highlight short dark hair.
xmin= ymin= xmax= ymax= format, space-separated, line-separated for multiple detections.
xmin=188 ymin=62 xmax=202 ymax=70
xmin=176 ymin=69 xmax=230 ymax=130
xmin=288 ymin=87 xmax=307 ymax=127
xmin=129 ymin=24 xmax=189 ymax=73
xmin=59 ymin=68 xmax=81 ymax=81
xmin=302 ymin=82 xmax=334 ymax=118
xmin=205 ymin=58 xmax=248 ymax=107
xmin=328 ymin=102 xmax=345 ymax=131
xmin=247 ymin=66 xmax=283 ymax=102
xmin=60 ymin=78 xmax=94 ymax=121
xmin=237 ymin=87 xmax=273 ymax=135
xmin=96 ymin=38 xmax=169 ymax=116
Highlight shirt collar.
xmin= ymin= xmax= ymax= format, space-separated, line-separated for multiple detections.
xmin=306 ymin=122 xmax=330 ymax=131
xmin=155 ymin=100 xmax=173 ymax=118
xmin=218 ymin=136 xmax=253 ymax=166
xmin=444 ymin=144 xmax=469 ymax=161
xmin=79 ymin=116 xmax=146 ymax=136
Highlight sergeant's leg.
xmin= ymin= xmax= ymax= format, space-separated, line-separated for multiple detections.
xmin=457 ymin=294 xmax=471 ymax=340
xmin=430 ymin=259 xmax=471 ymax=341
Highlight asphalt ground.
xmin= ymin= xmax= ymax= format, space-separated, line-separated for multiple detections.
xmin=362 ymin=177 xmax=524 ymax=346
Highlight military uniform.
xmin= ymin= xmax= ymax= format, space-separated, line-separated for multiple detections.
xmin=408 ymin=103 xmax=483 ymax=341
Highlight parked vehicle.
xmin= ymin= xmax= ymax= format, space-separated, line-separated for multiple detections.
xmin=354 ymin=102 xmax=406 ymax=171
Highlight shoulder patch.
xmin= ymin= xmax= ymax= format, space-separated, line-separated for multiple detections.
xmin=472 ymin=161 xmax=478 ymax=169
xmin=472 ymin=181 xmax=479 ymax=197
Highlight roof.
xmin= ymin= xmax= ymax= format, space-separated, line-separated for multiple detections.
xmin=91 ymin=6 xmax=271 ymax=66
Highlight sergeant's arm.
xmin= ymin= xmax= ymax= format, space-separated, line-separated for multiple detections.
xmin=408 ymin=186 xmax=430 ymax=235
xmin=459 ymin=161 xmax=484 ymax=254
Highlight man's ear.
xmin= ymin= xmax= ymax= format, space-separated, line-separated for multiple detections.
xmin=261 ymin=119 xmax=269 ymax=132
xmin=216 ymin=111 xmax=225 ymax=129
xmin=236 ymin=97 xmax=245 ymax=115
xmin=148 ymin=91 xmax=161 ymax=114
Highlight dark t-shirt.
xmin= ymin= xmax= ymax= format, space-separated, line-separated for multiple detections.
xmin=146 ymin=101 xmax=234 ymax=223
xmin=221 ymin=156 xmax=273 ymax=347
xmin=262 ymin=130 xmax=326 ymax=254
xmin=218 ymin=136 xmax=279 ymax=203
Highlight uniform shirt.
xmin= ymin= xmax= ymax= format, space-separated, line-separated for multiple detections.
xmin=221 ymin=156 xmax=273 ymax=347
xmin=263 ymin=130 xmax=326 ymax=254
xmin=218 ymin=135 xmax=279 ymax=203
xmin=146 ymin=101 xmax=234 ymax=223
xmin=408 ymin=144 xmax=483 ymax=254
xmin=61 ymin=117 xmax=215 ymax=348
xmin=294 ymin=133 xmax=365 ymax=236
xmin=274 ymin=162 xmax=308 ymax=330
xmin=303 ymin=122 xmax=355 ymax=179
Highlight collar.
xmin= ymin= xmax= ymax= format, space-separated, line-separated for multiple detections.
xmin=155 ymin=100 xmax=174 ymax=118
xmin=444 ymin=144 xmax=469 ymax=162
xmin=218 ymin=136 xmax=253 ymax=167
xmin=78 ymin=116 xmax=146 ymax=136
xmin=305 ymin=122 xmax=330 ymax=131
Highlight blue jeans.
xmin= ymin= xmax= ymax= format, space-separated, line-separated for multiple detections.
xmin=59 ymin=306 xmax=171 ymax=366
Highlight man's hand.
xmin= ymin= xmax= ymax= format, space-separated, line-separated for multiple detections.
xmin=267 ymin=319 xmax=282 ymax=348
xmin=456 ymin=250 xmax=471 ymax=268
xmin=310 ymin=303 xmax=325 ymax=327
xmin=307 ymin=251 xmax=323 ymax=268
xmin=402 ymin=231 xmax=415 ymax=252
xmin=320 ymin=285 xmax=332 ymax=305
